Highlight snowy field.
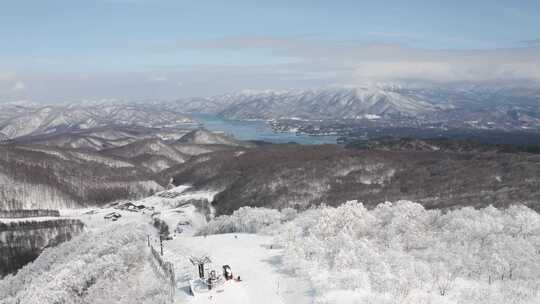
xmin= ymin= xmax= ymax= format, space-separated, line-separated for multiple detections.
xmin=163 ymin=233 xmax=313 ymax=304
xmin=140 ymin=186 xmax=313 ymax=303
xmin=2 ymin=186 xmax=540 ymax=304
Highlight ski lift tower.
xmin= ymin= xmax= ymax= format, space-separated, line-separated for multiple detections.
xmin=189 ymin=255 xmax=212 ymax=279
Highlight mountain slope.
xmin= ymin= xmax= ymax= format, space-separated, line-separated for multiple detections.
xmin=0 ymin=103 xmax=193 ymax=140
xmin=13 ymin=125 xmax=192 ymax=151
xmin=104 ymin=138 xmax=188 ymax=162
xmin=0 ymin=127 xmax=249 ymax=209
xmin=169 ymin=144 xmax=540 ymax=215
xmin=170 ymin=85 xmax=540 ymax=130
xmin=214 ymin=88 xmax=437 ymax=120
xmin=0 ymin=144 xmax=163 ymax=210
xmin=103 ymin=138 xmax=190 ymax=172
xmin=177 ymin=129 xmax=246 ymax=146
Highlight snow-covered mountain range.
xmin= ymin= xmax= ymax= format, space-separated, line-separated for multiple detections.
xmin=0 ymin=101 xmax=193 ymax=140
xmin=3 ymin=85 xmax=540 ymax=139
xmin=171 ymin=87 xmax=439 ymax=119
xmin=215 ymin=87 xmax=439 ymax=120
xmin=171 ymin=86 xmax=540 ymax=129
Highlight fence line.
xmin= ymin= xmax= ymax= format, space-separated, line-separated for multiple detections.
xmin=149 ymin=242 xmax=176 ymax=303
xmin=0 ymin=209 xmax=60 ymax=219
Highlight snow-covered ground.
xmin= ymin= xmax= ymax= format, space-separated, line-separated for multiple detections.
xmin=4 ymin=185 xmax=540 ymax=304
xmin=56 ymin=185 xmax=314 ymax=304
xmin=60 ymin=185 xmax=215 ymax=232
xmin=163 ymin=233 xmax=313 ymax=304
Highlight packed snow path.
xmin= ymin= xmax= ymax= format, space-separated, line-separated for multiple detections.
xmin=163 ymin=233 xmax=312 ymax=304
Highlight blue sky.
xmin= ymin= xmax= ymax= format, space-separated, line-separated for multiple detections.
xmin=1 ymin=0 xmax=540 ymax=102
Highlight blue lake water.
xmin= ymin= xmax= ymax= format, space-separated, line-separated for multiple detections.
xmin=188 ymin=113 xmax=338 ymax=145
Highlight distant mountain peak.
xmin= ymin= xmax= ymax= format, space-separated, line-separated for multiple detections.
xmin=178 ymin=128 xmax=243 ymax=146
xmin=208 ymin=87 xmax=436 ymax=120
xmin=0 ymin=102 xmax=193 ymax=140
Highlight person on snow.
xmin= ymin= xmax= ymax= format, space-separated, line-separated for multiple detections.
xmin=223 ymin=265 xmax=233 ymax=280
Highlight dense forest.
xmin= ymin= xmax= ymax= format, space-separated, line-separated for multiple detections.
xmin=168 ymin=144 xmax=540 ymax=215
xmin=0 ymin=145 xmax=162 ymax=210
xmin=0 ymin=219 xmax=84 ymax=277
xmin=199 ymin=202 xmax=540 ymax=303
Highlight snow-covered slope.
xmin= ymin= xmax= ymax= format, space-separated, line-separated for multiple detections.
xmin=0 ymin=218 xmax=84 ymax=277
xmin=14 ymin=125 xmax=193 ymax=151
xmin=208 ymin=87 xmax=437 ymax=120
xmin=0 ymin=103 xmax=193 ymax=140
xmin=0 ymin=127 xmax=247 ymax=210
xmin=0 ymin=222 xmax=170 ymax=304
xmin=0 ymin=144 xmax=164 ymax=210
xmin=105 ymin=139 xmax=186 ymax=161
xmin=64 ymin=187 xmax=310 ymax=304
xmin=177 ymin=129 xmax=244 ymax=146
xmin=103 ymin=138 xmax=190 ymax=172
xmin=170 ymin=86 xmax=540 ymax=130
xmin=18 ymin=146 xmax=135 ymax=168
xmin=166 ymin=233 xmax=312 ymax=304
xmin=3 ymin=184 xmax=539 ymax=304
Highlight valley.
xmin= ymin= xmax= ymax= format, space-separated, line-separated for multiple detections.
xmin=0 ymin=128 xmax=246 ymax=211
xmin=1 ymin=86 xmax=540 ymax=304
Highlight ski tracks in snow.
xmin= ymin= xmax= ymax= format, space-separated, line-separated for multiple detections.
xmin=165 ymin=233 xmax=311 ymax=304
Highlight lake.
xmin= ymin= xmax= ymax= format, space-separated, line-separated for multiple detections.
xmin=188 ymin=113 xmax=338 ymax=145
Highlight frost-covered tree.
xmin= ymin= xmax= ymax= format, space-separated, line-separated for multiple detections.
xmin=197 ymin=206 xmax=295 ymax=235
xmin=271 ymin=201 xmax=540 ymax=304
xmin=0 ymin=223 xmax=170 ymax=304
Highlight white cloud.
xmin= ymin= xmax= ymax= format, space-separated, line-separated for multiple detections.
xmin=11 ymin=81 xmax=26 ymax=92
xmin=351 ymin=60 xmax=540 ymax=84
xmin=174 ymin=36 xmax=540 ymax=86
xmin=4 ymin=36 xmax=540 ymax=102
xmin=0 ymin=72 xmax=14 ymax=82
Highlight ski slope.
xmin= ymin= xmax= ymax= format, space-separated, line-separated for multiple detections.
xmin=61 ymin=185 xmax=314 ymax=304
xmin=164 ymin=233 xmax=313 ymax=304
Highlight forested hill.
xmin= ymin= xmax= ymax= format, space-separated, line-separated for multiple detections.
xmin=0 ymin=145 xmax=162 ymax=210
xmin=0 ymin=129 xmax=244 ymax=210
xmin=168 ymin=144 xmax=540 ymax=215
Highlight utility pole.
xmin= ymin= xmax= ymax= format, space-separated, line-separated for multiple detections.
xmin=147 ymin=234 xmax=150 ymax=247
xmin=160 ymin=235 xmax=164 ymax=256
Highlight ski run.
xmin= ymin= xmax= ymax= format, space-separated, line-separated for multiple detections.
xmin=61 ymin=185 xmax=314 ymax=304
